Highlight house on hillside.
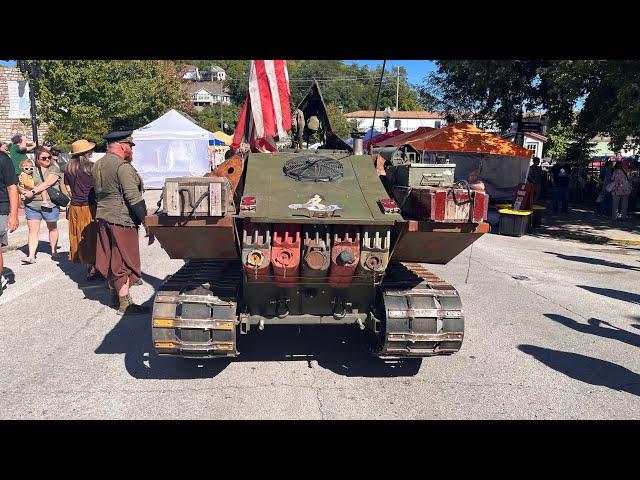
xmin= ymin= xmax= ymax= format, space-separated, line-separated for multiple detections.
xmin=188 ymin=82 xmax=231 ymax=110
xmin=344 ymin=110 xmax=445 ymax=133
xmin=182 ymin=65 xmax=226 ymax=82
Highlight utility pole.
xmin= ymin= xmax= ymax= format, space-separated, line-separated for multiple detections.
xmin=220 ymin=75 xmax=224 ymax=133
xmin=395 ymin=66 xmax=400 ymax=111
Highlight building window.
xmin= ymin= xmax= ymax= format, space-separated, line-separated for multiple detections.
xmin=526 ymin=143 xmax=537 ymax=156
xmin=435 ymin=121 xmax=441 ymax=129
xmin=394 ymin=119 xmax=401 ymax=129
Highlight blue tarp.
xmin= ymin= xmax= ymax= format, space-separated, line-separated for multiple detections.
xmin=344 ymin=127 xmax=382 ymax=146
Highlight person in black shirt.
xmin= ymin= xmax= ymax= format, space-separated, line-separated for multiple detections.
xmin=0 ymin=149 xmax=20 ymax=294
xmin=550 ymin=159 xmax=572 ymax=213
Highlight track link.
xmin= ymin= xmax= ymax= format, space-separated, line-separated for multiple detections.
xmin=372 ymin=261 xmax=464 ymax=358
xmin=152 ymin=260 xmax=242 ymax=359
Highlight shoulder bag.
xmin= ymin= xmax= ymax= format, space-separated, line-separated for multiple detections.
xmin=37 ymin=165 xmax=70 ymax=207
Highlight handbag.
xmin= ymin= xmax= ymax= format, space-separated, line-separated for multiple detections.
xmin=37 ymin=165 xmax=70 ymax=207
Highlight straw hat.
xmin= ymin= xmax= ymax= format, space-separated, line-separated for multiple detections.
xmin=71 ymin=139 xmax=96 ymax=156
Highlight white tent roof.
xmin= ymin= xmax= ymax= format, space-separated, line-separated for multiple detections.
xmin=133 ymin=109 xmax=214 ymax=141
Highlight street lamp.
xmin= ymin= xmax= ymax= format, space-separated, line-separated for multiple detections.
xmin=383 ymin=106 xmax=392 ymax=134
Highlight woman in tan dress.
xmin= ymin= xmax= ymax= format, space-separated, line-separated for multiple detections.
xmin=64 ymin=139 xmax=99 ymax=280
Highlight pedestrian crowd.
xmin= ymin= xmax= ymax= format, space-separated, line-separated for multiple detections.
xmin=0 ymin=131 xmax=154 ymax=315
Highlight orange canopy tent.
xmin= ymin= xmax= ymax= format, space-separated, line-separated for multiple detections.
xmin=405 ymin=122 xmax=532 ymax=157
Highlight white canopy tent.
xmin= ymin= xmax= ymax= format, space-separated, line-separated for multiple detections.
xmin=132 ymin=109 xmax=214 ymax=189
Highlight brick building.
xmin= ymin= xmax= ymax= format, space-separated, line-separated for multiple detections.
xmin=0 ymin=66 xmax=48 ymax=143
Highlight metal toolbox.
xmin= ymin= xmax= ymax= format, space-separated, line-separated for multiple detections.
xmin=395 ymin=163 xmax=456 ymax=188
xmin=163 ymin=176 xmax=235 ymax=217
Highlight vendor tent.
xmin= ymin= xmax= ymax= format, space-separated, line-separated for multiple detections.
xmin=404 ymin=123 xmax=532 ymax=201
xmin=213 ymin=131 xmax=233 ymax=145
xmin=132 ymin=109 xmax=214 ymax=188
xmin=374 ymin=126 xmax=436 ymax=148
xmin=363 ymin=129 xmax=404 ymax=149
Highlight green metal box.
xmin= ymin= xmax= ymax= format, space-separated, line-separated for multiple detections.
xmin=395 ymin=163 xmax=456 ymax=187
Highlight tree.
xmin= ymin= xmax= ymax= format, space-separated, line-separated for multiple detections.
xmin=425 ymin=60 xmax=547 ymax=131
xmin=35 ymin=60 xmax=189 ymax=147
xmin=423 ymin=60 xmax=640 ymax=154
xmin=325 ymin=104 xmax=355 ymax=139
xmin=189 ymin=102 xmax=244 ymax=134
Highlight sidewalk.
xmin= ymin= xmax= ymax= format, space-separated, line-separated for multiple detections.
xmin=532 ymin=201 xmax=640 ymax=246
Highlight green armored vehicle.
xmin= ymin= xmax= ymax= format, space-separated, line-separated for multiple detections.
xmin=146 ymin=82 xmax=489 ymax=361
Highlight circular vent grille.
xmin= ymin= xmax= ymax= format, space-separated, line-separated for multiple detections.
xmin=283 ymin=156 xmax=344 ymax=182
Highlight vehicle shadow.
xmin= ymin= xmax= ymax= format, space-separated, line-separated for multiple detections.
xmin=96 ymin=311 xmax=423 ymax=380
xmin=576 ymin=285 xmax=640 ymax=305
xmin=544 ymin=313 xmax=640 ymax=348
xmin=544 ymin=251 xmax=640 ymax=271
xmin=518 ymin=344 xmax=640 ymax=396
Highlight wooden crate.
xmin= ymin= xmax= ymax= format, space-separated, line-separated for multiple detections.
xmin=163 ymin=177 xmax=234 ymax=217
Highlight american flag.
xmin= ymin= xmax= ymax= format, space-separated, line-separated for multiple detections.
xmin=232 ymin=60 xmax=292 ymax=152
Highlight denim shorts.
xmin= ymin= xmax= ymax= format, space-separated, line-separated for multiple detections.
xmin=24 ymin=205 xmax=60 ymax=223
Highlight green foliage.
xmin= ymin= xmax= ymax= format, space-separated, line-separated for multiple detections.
xmin=325 ymin=104 xmax=353 ymax=138
xmin=34 ymin=60 xmax=188 ymax=147
xmin=544 ymin=121 xmax=595 ymax=165
xmin=543 ymin=122 xmax=574 ymax=159
xmin=189 ymin=103 xmax=244 ymax=134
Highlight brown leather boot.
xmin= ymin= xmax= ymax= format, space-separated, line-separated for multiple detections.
xmin=117 ymin=294 xmax=151 ymax=315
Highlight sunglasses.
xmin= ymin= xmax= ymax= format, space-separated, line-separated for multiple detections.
xmin=40 ymin=156 xmax=51 ymax=160
xmin=22 ymin=167 xmax=34 ymax=171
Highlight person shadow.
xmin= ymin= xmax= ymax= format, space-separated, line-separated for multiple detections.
xmin=2 ymin=266 xmax=15 ymax=284
xmin=518 ymin=344 xmax=640 ymax=396
xmin=544 ymin=313 xmax=640 ymax=349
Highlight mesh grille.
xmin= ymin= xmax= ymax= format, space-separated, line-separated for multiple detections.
xmin=283 ymin=156 xmax=344 ymax=182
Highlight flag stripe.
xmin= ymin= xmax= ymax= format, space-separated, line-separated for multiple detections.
xmin=264 ymin=60 xmax=285 ymax=139
xmin=275 ymin=60 xmax=292 ymax=132
xmin=248 ymin=60 xmax=265 ymax=138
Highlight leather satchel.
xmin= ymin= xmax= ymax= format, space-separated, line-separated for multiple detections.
xmin=37 ymin=165 xmax=70 ymax=207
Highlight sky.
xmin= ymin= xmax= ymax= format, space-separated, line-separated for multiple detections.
xmin=342 ymin=60 xmax=437 ymax=85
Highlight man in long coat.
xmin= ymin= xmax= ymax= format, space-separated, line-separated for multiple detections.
xmin=93 ymin=131 xmax=153 ymax=314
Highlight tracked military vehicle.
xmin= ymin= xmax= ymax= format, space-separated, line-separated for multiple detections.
xmin=146 ymin=82 xmax=489 ymax=360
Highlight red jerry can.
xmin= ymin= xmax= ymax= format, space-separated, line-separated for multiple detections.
xmin=328 ymin=226 xmax=361 ymax=288
xmin=271 ymin=224 xmax=301 ymax=286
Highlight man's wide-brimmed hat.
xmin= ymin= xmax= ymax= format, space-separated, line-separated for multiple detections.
xmin=71 ymin=139 xmax=96 ymax=156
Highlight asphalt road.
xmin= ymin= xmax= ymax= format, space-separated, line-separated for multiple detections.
xmin=1 ymin=217 xmax=639 ymax=419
